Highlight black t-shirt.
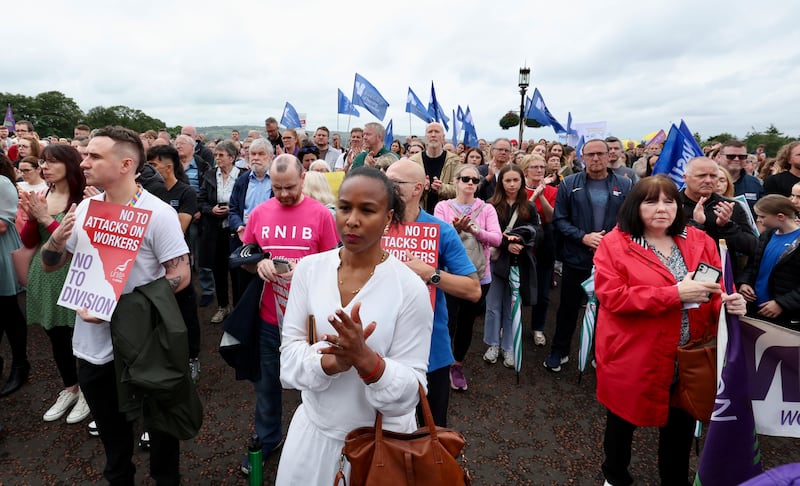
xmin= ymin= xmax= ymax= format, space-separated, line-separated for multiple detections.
xmin=163 ymin=181 xmax=198 ymax=219
xmin=422 ymin=151 xmax=447 ymax=210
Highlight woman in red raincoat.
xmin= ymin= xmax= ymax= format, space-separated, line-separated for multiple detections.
xmin=593 ymin=175 xmax=747 ymax=486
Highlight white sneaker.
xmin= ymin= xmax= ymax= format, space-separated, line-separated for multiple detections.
xmin=43 ymin=389 xmax=79 ymax=422
xmin=533 ymin=331 xmax=546 ymax=346
xmin=483 ymin=345 xmax=500 ymax=364
xmin=66 ymin=390 xmax=90 ymax=424
xmin=88 ymin=420 xmax=100 ymax=437
xmin=502 ymin=349 xmax=515 ymax=369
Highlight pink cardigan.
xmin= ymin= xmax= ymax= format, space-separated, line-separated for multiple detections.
xmin=433 ymin=198 xmax=502 ymax=282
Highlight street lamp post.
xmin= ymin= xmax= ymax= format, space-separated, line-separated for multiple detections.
xmin=518 ymin=67 xmax=530 ymax=147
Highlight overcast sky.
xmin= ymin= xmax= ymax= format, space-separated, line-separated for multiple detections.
xmin=7 ymin=0 xmax=799 ymax=143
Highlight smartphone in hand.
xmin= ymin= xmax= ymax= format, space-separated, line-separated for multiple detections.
xmin=692 ymin=262 xmax=722 ymax=283
xmin=272 ymin=258 xmax=291 ymax=274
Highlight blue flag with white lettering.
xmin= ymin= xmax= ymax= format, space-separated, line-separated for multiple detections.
xmin=384 ymin=119 xmax=393 ymax=150
xmin=427 ymin=82 xmax=449 ymax=131
xmin=337 ymin=89 xmax=360 ymax=116
xmin=451 ymin=109 xmax=460 ymax=145
xmin=280 ymin=102 xmax=302 ymax=129
xmin=679 ymin=119 xmax=703 ymax=154
xmin=406 ymin=87 xmax=433 ymax=123
xmin=526 ymin=88 xmax=566 ymax=134
xmin=352 ymin=73 xmax=389 ymax=121
xmin=462 ymin=106 xmax=478 ymax=148
xmin=652 ymin=123 xmax=703 ymax=190
xmin=694 ymin=247 xmax=763 ymax=486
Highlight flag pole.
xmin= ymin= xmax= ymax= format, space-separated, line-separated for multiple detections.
xmin=408 ymin=114 xmax=412 ymax=140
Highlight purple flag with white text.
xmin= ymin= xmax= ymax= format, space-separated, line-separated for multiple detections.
xmin=694 ymin=245 xmax=762 ymax=485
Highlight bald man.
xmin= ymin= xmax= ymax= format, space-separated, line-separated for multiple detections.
xmin=385 ymin=160 xmax=480 ymax=427
xmin=181 ymin=125 xmax=214 ymax=167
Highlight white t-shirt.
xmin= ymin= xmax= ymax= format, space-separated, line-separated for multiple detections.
xmin=67 ymin=189 xmax=189 ymax=365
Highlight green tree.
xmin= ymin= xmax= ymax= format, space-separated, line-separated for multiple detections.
xmin=84 ymin=105 xmax=165 ymax=134
xmin=1 ymin=91 xmax=84 ymax=138
xmin=705 ymin=132 xmax=737 ymax=144
xmin=743 ymin=124 xmax=792 ymax=157
xmin=33 ymin=91 xmax=84 ymax=138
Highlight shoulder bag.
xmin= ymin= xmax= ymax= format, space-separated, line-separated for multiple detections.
xmin=672 ymin=333 xmax=716 ymax=423
xmin=334 ymin=383 xmax=471 ymax=486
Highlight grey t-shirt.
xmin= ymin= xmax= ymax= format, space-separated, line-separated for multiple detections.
xmin=586 ymin=177 xmax=609 ymax=233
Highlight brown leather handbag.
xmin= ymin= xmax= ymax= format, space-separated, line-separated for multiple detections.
xmin=333 ymin=383 xmax=470 ymax=486
xmin=673 ymin=334 xmax=717 ymax=423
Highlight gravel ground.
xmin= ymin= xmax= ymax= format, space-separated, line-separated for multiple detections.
xmin=1 ymin=282 xmax=798 ymax=485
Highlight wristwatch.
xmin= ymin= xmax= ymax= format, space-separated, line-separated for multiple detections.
xmin=429 ymin=268 xmax=441 ymax=285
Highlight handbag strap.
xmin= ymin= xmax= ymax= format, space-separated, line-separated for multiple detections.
xmin=504 ymin=208 xmax=519 ymax=233
xmin=373 ymin=382 xmax=444 ymax=466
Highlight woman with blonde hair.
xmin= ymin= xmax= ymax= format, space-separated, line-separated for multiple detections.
xmin=302 ymin=170 xmax=336 ymax=214
xmin=716 ymin=166 xmax=735 ymax=198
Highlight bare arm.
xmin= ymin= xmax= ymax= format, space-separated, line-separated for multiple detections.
xmin=163 ymin=254 xmax=191 ymax=292
xmin=177 ymin=213 xmax=192 ymax=234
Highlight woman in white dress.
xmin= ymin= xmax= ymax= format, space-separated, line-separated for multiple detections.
xmin=277 ymin=167 xmax=433 ymax=485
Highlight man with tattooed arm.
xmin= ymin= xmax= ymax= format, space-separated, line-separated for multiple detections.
xmin=41 ymin=126 xmax=192 ymax=485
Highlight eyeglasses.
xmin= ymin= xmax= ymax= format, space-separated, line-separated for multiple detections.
xmin=724 ymin=154 xmax=748 ymax=161
xmin=494 ymin=147 xmax=512 ymax=153
xmin=19 ymin=168 xmax=34 ymax=173
xmin=458 ymin=176 xmax=480 ymax=184
xmin=584 ymin=152 xmax=608 ymax=159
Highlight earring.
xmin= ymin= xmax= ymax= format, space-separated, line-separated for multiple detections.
xmin=384 ymin=225 xmax=390 ymax=235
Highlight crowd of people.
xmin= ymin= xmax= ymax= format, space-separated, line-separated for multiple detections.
xmin=1 ymin=116 xmax=799 ymax=485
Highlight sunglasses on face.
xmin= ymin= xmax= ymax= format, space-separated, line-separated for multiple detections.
xmin=724 ymin=154 xmax=748 ymax=160
xmin=458 ymin=176 xmax=480 ymax=184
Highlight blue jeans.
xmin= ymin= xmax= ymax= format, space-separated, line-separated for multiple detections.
xmin=483 ymin=277 xmax=513 ymax=352
xmin=253 ymin=321 xmax=282 ymax=453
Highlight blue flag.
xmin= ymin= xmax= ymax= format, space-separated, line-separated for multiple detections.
xmin=4 ymin=104 xmax=14 ymax=131
xmin=427 ymin=82 xmax=449 ymax=131
xmin=566 ymin=112 xmax=578 ymax=135
xmin=280 ymin=102 xmax=302 ymax=129
xmin=384 ymin=119 xmax=393 ymax=150
xmin=405 ymin=88 xmax=433 ymax=123
xmin=451 ymin=109 xmax=460 ymax=145
xmin=352 ymin=73 xmax=389 ymax=121
xmin=575 ymin=135 xmax=586 ymax=163
xmin=337 ymin=89 xmax=360 ymax=116
xmin=462 ymin=106 xmax=479 ymax=148
xmin=652 ymin=123 xmax=703 ymax=189
xmin=526 ymin=88 xmax=566 ymax=134
xmin=694 ymin=246 xmax=763 ymax=485
xmin=679 ymin=119 xmax=703 ymax=154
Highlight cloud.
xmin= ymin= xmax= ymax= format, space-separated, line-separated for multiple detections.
xmin=4 ymin=0 xmax=799 ymax=141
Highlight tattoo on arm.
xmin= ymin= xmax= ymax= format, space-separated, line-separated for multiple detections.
xmin=42 ymin=248 xmax=64 ymax=267
xmin=164 ymin=255 xmax=186 ymax=269
xmin=167 ymin=276 xmax=182 ymax=291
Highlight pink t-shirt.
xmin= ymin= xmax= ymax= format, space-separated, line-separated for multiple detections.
xmin=242 ymin=196 xmax=339 ymax=325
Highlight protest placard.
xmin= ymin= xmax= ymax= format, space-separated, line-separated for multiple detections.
xmin=382 ymin=222 xmax=440 ymax=309
xmin=57 ymin=199 xmax=152 ymax=321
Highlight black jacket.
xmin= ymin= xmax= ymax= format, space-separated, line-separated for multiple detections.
xmin=553 ymin=171 xmax=632 ymax=270
xmin=737 ymin=228 xmax=800 ymax=328
xmin=680 ymin=191 xmax=757 ymax=259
